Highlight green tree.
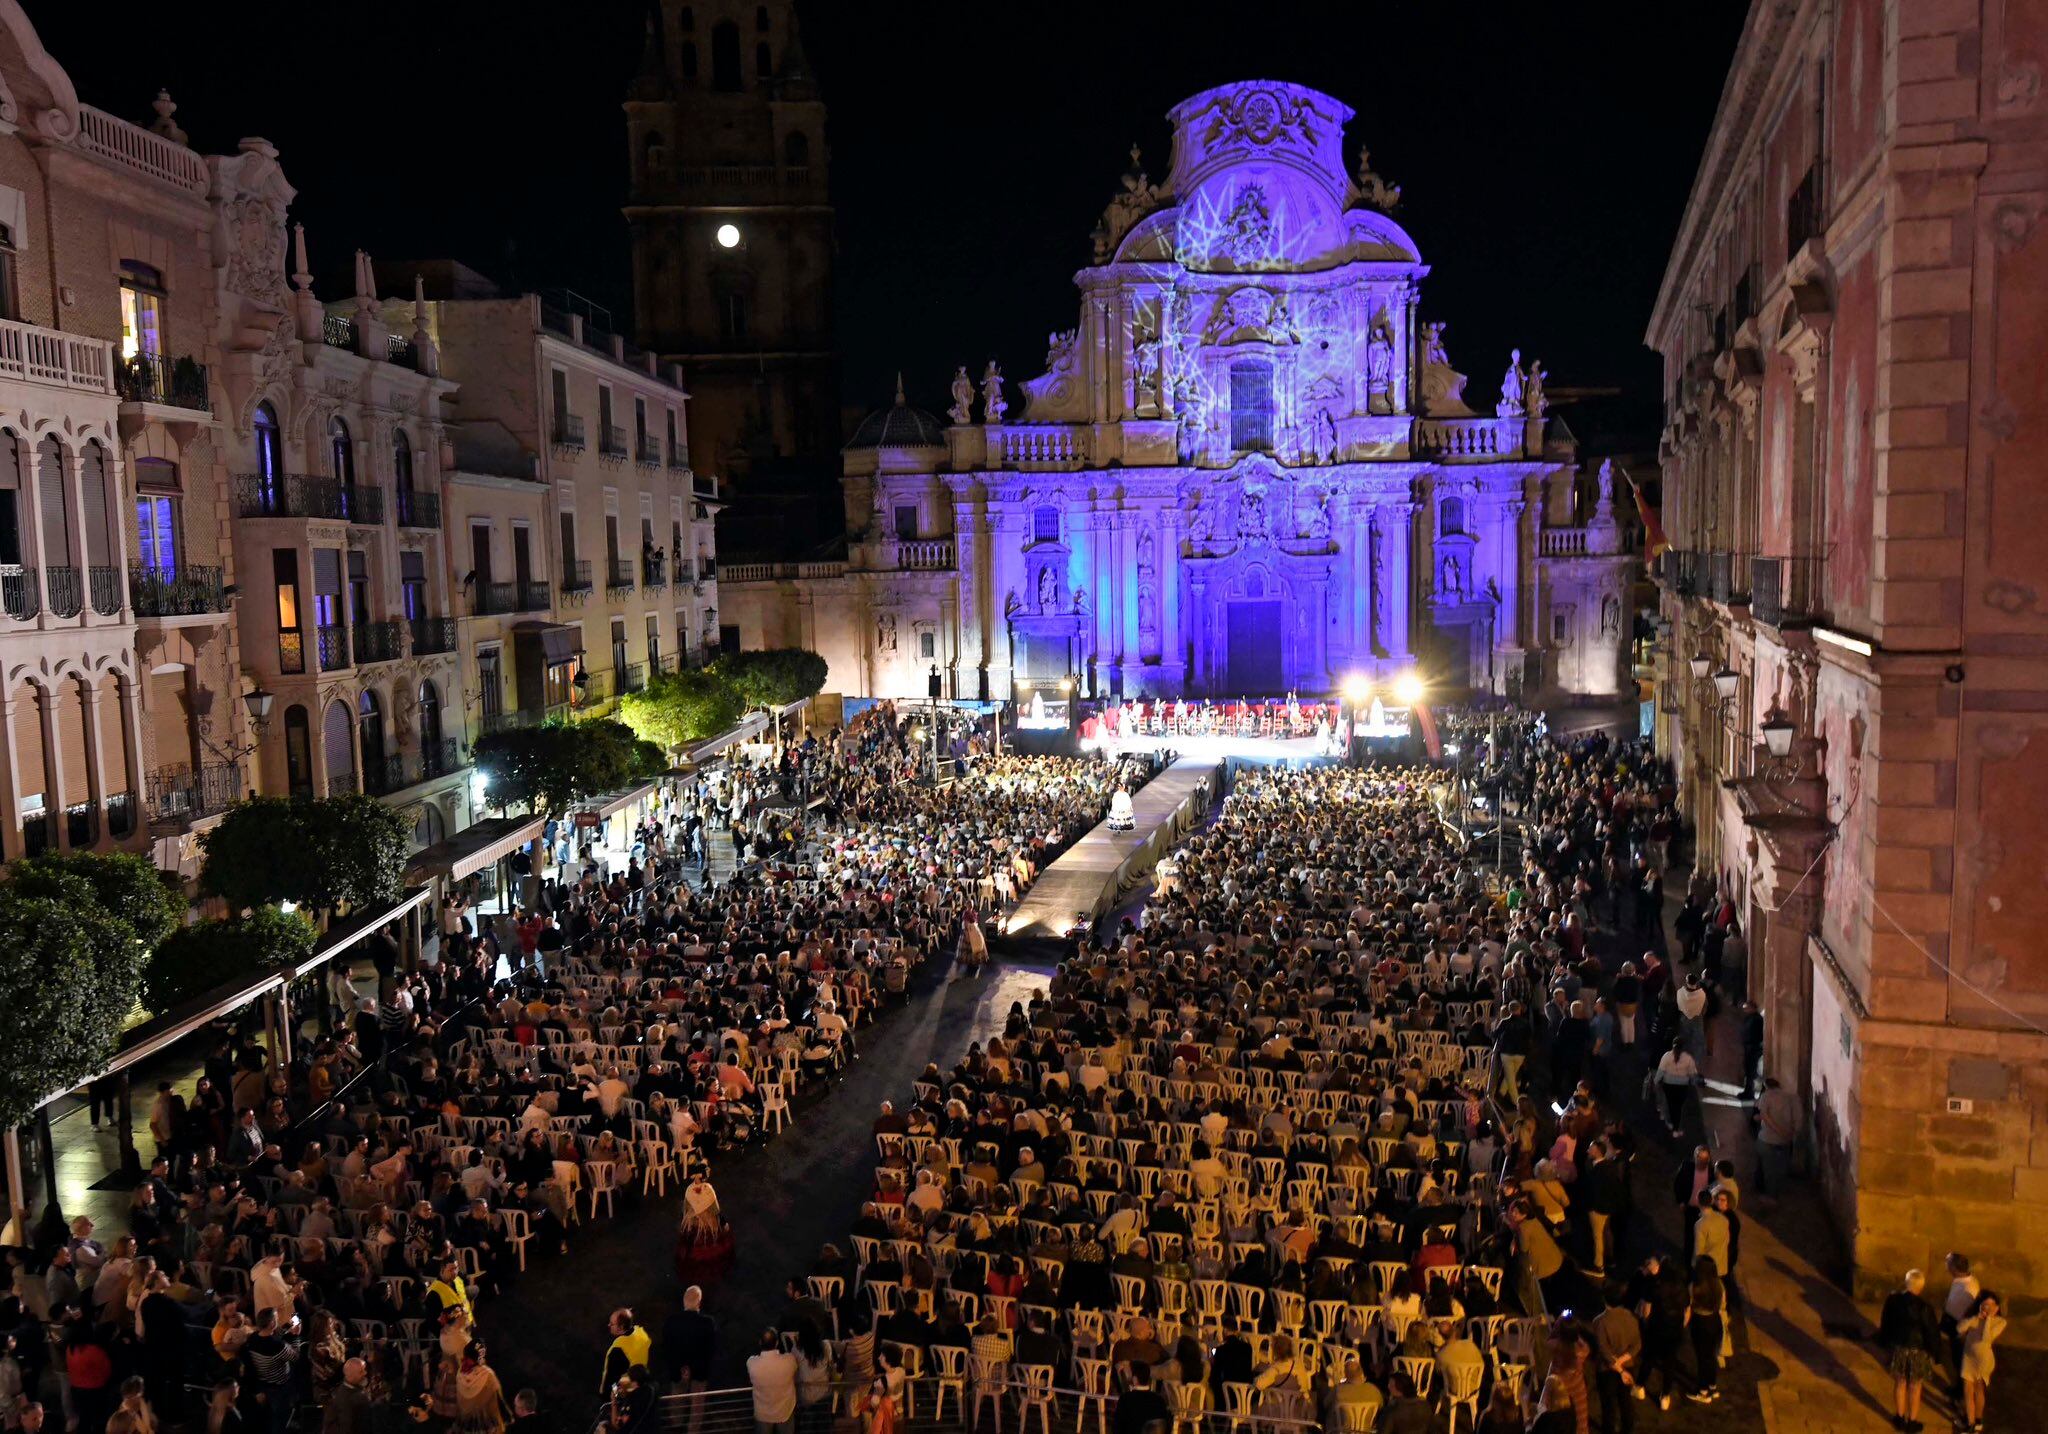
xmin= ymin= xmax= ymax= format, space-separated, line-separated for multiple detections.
xmin=8 ymin=851 xmax=183 ymax=955
xmin=619 ymin=668 xmax=747 ymax=752
xmin=198 ymin=795 xmax=410 ymax=915
xmin=713 ymin=648 xmax=828 ymax=709
xmin=0 ymin=886 xmax=149 ymax=1130
xmin=474 ymin=720 xmax=667 ymax=812
xmin=138 ymin=907 xmax=318 ymax=1016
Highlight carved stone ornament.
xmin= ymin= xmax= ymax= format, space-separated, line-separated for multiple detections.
xmin=1200 ymin=86 xmax=1321 ymax=157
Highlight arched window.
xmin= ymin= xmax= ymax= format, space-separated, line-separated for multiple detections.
xmin=756 ymin=42 xmax=771 ymax=76
xmin=80 ymin=441 xmax=113 ymax=574
xmin=358 ymin=689 xmax=385 ymax=785
xmin=283 ymin=704 xmax=313 ymax=797
xmin=783 ymin=131 xmax=809 ymax=167
xmin=418 ymin=680 xmax=443 ymax=750
xmin=1229 ymin=359 xmax=1275 ymax=452
xmin=680 ymin=41 xmax=697 ymax=79
xmin=755 ymin=5 xmax=769 ymax=29
xmin=412 ymin=800 xmax=445 ymax=851
xmin=322 ymin=700 xmax=355 ymax=794
xmin=329 ymin=416 xmax=354 ymax=483
xmin=710 ymin=20 xmax=741 ymax=90
xmin=253 ymin=401 xmax=283 ymax=484
xmin=36 ymin=437 xmax=70 ymax=581
xmin=1032 ymin=505 xmax=1060 ymax=544
xmin=0 ymin=428 xmax=20 ymax=569
xmin=1440 ymin=496 xmax=1466 ymax=535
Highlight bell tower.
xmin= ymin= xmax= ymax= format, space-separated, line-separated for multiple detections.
xmin=625 ymin=0 xmax=836 ymax=491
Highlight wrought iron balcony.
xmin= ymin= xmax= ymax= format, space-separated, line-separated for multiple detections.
xmin=635 ymin=436 xmax=661 ymax=468
xmin=620 ymin=661 xmax=646 ymax=695
xmin=481 ymin=708 xmax=540 ymax=736
xmin=322 ymin=313 xmax=355 ymax=350
xmin=234 ymin=473 xmax=370 ymax=521
xmin=115 ymin=352 xmax=211 ymax=412
xmin=1750 ymin=554 xmax=1827 ymax=629
xmin=560 ymin=559 xmax=593 ymax=595
xmin=355 ymin=618 xmax=403 ymax=663
xmin=667 ymin=446 xmax=690 ymax=471
xmin=599 ymin=423 xmax=628 ymax=460
xmin=607 ymin=558 xmax=635 ymax=592
xmin=44 ymin=565 xmax=81 ymax=618
xmin=518 ymin=580 xmax=551 ymax=612
xmin=643 ymin=553 xmax=667 ymax=588
xmin=363 ymin=753 xmax=409 ymax=796
xmin=409 ymin=616 xmax=456 ymax=655
xmin=574 ymin=667 xmax=613 ymax=705
xmin=385 ymin=334 xmax=418 ymax=369
xmin=1705 ymin=551 xmax=1752 ymax=606
xmin=422 ymin=737 xmax=462 ymax=779
xmin=145 ymin=763 xmax=240 ymax=824
xmin=88 ymin=565 xmax=122 ymax=616
xmin=477 ymin=581 xmax=516 ymax=615
xmin=316 ymin=622 xmax=351 ymax=671
xmin=395 ymin=487 xmax=440 ymax=528
xmin=552 ymin=413 xmax=585 ymax=450
xmin=131 ymin=564 xmax=228 ymax=617
xmin=1672 ymin=551 xmax=1701 ymax=599
xmin=1 ymin=567 xmax=36 ymax=620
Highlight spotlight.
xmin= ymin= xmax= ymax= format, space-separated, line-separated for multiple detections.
xmin=1341 ymin=673 xmax=1371 ymax=706
xmin=1394 ymin=671 xmax=1424 ymax=706
xmin=715 ymin=223 xmax=742 ymax=249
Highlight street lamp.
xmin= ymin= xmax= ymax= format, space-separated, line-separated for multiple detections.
xmin=1712 ymin=666 xmax=1739 ymax=702
xmin=1760 ymin=707 xmax=1796 ymax=758
xmin=243 ymin=686 xmax=274 ymax=727
xmin=1688 ymin=652 xmax=1711 ymax=680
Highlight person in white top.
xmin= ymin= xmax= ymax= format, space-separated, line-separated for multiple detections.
xmin=1653 ymin=1040 xmax=1701 ymax=1135
xmin=1944 ymin=1251 xmax=1982 ymax=1377
xmin=747 ymin=1329 xmax=800 ymax=1432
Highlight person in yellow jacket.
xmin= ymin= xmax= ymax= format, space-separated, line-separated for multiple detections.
xmin=600 ymin=1307 xmax=652 ymax=1391
xmin=426 ymin=1258 xmax=473 ymax=1323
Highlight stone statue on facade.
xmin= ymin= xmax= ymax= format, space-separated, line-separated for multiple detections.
xmin=1073 ymin=585 xmax=1088 ymax=614
xmin=948 ymin=365 xmax=975 ymax=425
xmin=1139 ymin=590 xmax=1158 ymax=645
xmin=1352 ymin=146 xmax=1402 ymax=213
xmin=1366 ymin=326 xmax=1394 ymax=400
xmin=981 ymin=361 xmax=1007 ymax=424
xmin=1419 ymin=322 xmax=1473 ymax=417
xmin=1224 ymin=182 xmax=1278 ymax=267
xmin=1597 ymin=458 xmax=1615 ymax=508
xmin=1189 ymin=502 xmax=1214 ymax=546
xmin=1176 ymin=378 xmax=1207 ymax=462
xmin=1237 ymin=485 xmax=1269 ymax=541
xmin=1525 ymin=358 xmax=1548 ymax=418
xmin=1099 ymin=144 xmax=1166 ymax=255
xmin=1037 ymin=566 xmax=1057 ymax=610
xmin=1497 ymin=348 xmax=1526 ymax=418
xmin=1306 ymin=408 xmax=1337 ymax=466
xmin=1600 ymin=594 xmax=1620 ymax=637
xmin=1304 ymin=488 xmax=1333 ymax=539
xmin=1137 ymin=526 xmax=1157 ymax=576
xmin=877 ymin=612 xmax=898 ymax=652
xmin=1134 ymin=338 xmax=1162 ymax=414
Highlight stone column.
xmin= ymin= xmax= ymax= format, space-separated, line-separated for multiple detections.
xmin=0 ymin=695 xmax=19 ymax=862
xmin=40 ymin=685 xmax=67 ymax=852
xmin=1159 ymin=507 xmax=1185 ymax=692
xmin=79 ymin=684 xmax=107 ymax=841
xmin=1388 ymin=502 xmax=1417 ymax=667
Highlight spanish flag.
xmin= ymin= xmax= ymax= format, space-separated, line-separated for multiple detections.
xmin=1624 ymin=466 xmax=1670 ymax=560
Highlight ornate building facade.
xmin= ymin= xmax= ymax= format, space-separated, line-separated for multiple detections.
xmin=1650 ymin=0 xmax=2048 ymax=1295
xmin=722 ymin=81 xmax=1632 ymax=703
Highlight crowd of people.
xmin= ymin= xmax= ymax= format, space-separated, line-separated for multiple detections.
xmin=0 ymin=702 xmax=1158 ymax=1434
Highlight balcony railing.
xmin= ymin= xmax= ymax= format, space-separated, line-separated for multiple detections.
xmin=560 ymin=559 xmax=593 ymax=595
xmin=1672 ymin=550 xmax=1702 ymax=598
xmin=326 ymin=771 xmax=359 ymax=798
xmin=575 ymin=667 xmax=613 ymax=705
xmin=66 ymin=801 xmax=99 ymax=850
xmin=635 ymin=436 xmax=661 ymax=468
xmin=667 ymin=446 xmax=690 ymax=471
xmin=620 ymin=661 xmax=646 ymax=695
xmin=88 ymin=565 xmax=122 ymax=616
xmin=480 ymin=708 xmax=540 ymax=737
xmin=44 ymin=565 xmax=81 ymax=618
xmin=518 ymin=580 xmax=551 ymax=612
xmin=599 ymin=424 xmax=628 ymax=460
xmin=477 ymin=581 xmax=516 ymax=615
xmin=1705 ymin=551 xmax=1752 ymax=605
xmin=395 ymin=488 xmax=441 ymax=528
xmin=131 ymin=564 xmax=229 ymax=617
xmin=1750 ymin=554 xmax=1827 ymax=629
xmin=316 ymin=623 xmax=350 ymax=670
xmin=115 ymin=352 xmax=211 ymax=412
xmin=1786 ymin=162 xmax=1823 ymax=259
xmin=409 ymin=616 xmax=456 ymax=655
xmin=145 ymin=763 xmax=239 ymax=825
xmin=356 ymin=619 xmax=403 ymax=663
xmin=235 ymin=473 xmax=377 ymax=522
xmin=362 ymin=753 xmax=409 ymax=797
xmin=1 ymin=567 xmax=36 ymax=620
xmin=422 ymin=737 xmax=462 ymax=780
xmin=643 ymin=553 xmax=667 ymax=588
xmin=607 ymin=558 xmax=635 ymax=592
xmin=322 ymin=313 xmax=355 ymax=351
xmin=898 ymin=539 xmax=956 ymax=571
xmin=385 ymin=334 xmax=418 ymax=369
xmin=552 ymin=413 xmax=585 ymax=451
xmin=76 ymin=104 xmax=209 ymax=194
xmin=0 ymin=316 xmax=114 ymax=394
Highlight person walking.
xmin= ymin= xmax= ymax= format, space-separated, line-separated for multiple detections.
xmin=1652 ymin=1041 xmax=1700 ymax=1137
xmin=1955 ymin=1290 xmax=2004 ymax=1434
xmin=1682 ymin=1256 xmax=1724 ymax=1404
xmin=1878 ymin=1269 xmax=1942 ymax=1432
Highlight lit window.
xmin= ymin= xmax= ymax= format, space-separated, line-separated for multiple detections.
xmin=135 ymin=495 xmax=177 ymax=578
xmin=118 ymin=261 xmax=164 ymax=362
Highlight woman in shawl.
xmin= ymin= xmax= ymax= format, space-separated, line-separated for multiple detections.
xmin=452 ymin=1343 xmax=509 ymax=1434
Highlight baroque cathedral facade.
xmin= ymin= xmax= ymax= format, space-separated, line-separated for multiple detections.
xmin=722 ymin=80 xmax=1633 ymax=703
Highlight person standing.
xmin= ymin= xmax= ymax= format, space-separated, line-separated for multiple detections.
xmin=1682 ymin=1257 xmax=1724 ymax=1404
xmin=1878 ymin=1269 xmax=1942 ymax=1433
xmin=1591 ymin=1283 xmax=1642 ymax=1434
xmin=1754 ymin=1078 xmax=1799 ymax=1199
xmin=746 ymin=1330 xmax=799 ymax=1434
xmin=1955 ymin=1290 xmax=2004 ymax=1434
xmin=1941 ymin=1252 xmax=1981 ymax=1388
xmin=1737 ymin=1001 xmax=1764 ymax=1099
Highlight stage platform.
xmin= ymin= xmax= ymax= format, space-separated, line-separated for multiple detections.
xmin=1003 ymin=754 xmax=1220 ymax=940
xmin=1088 ymin=731 xmax=1337 ymax=765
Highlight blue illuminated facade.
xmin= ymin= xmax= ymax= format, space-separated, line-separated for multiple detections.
xmin=723 ymin=80 xmax=1634 ymax=703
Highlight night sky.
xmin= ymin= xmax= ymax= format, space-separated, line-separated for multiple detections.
xmin=32 ymin=0 xmax=1745 ymax=455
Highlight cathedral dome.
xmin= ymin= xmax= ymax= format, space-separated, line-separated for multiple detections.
xmin=845 ymin=376 xmax=946 ymax=451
